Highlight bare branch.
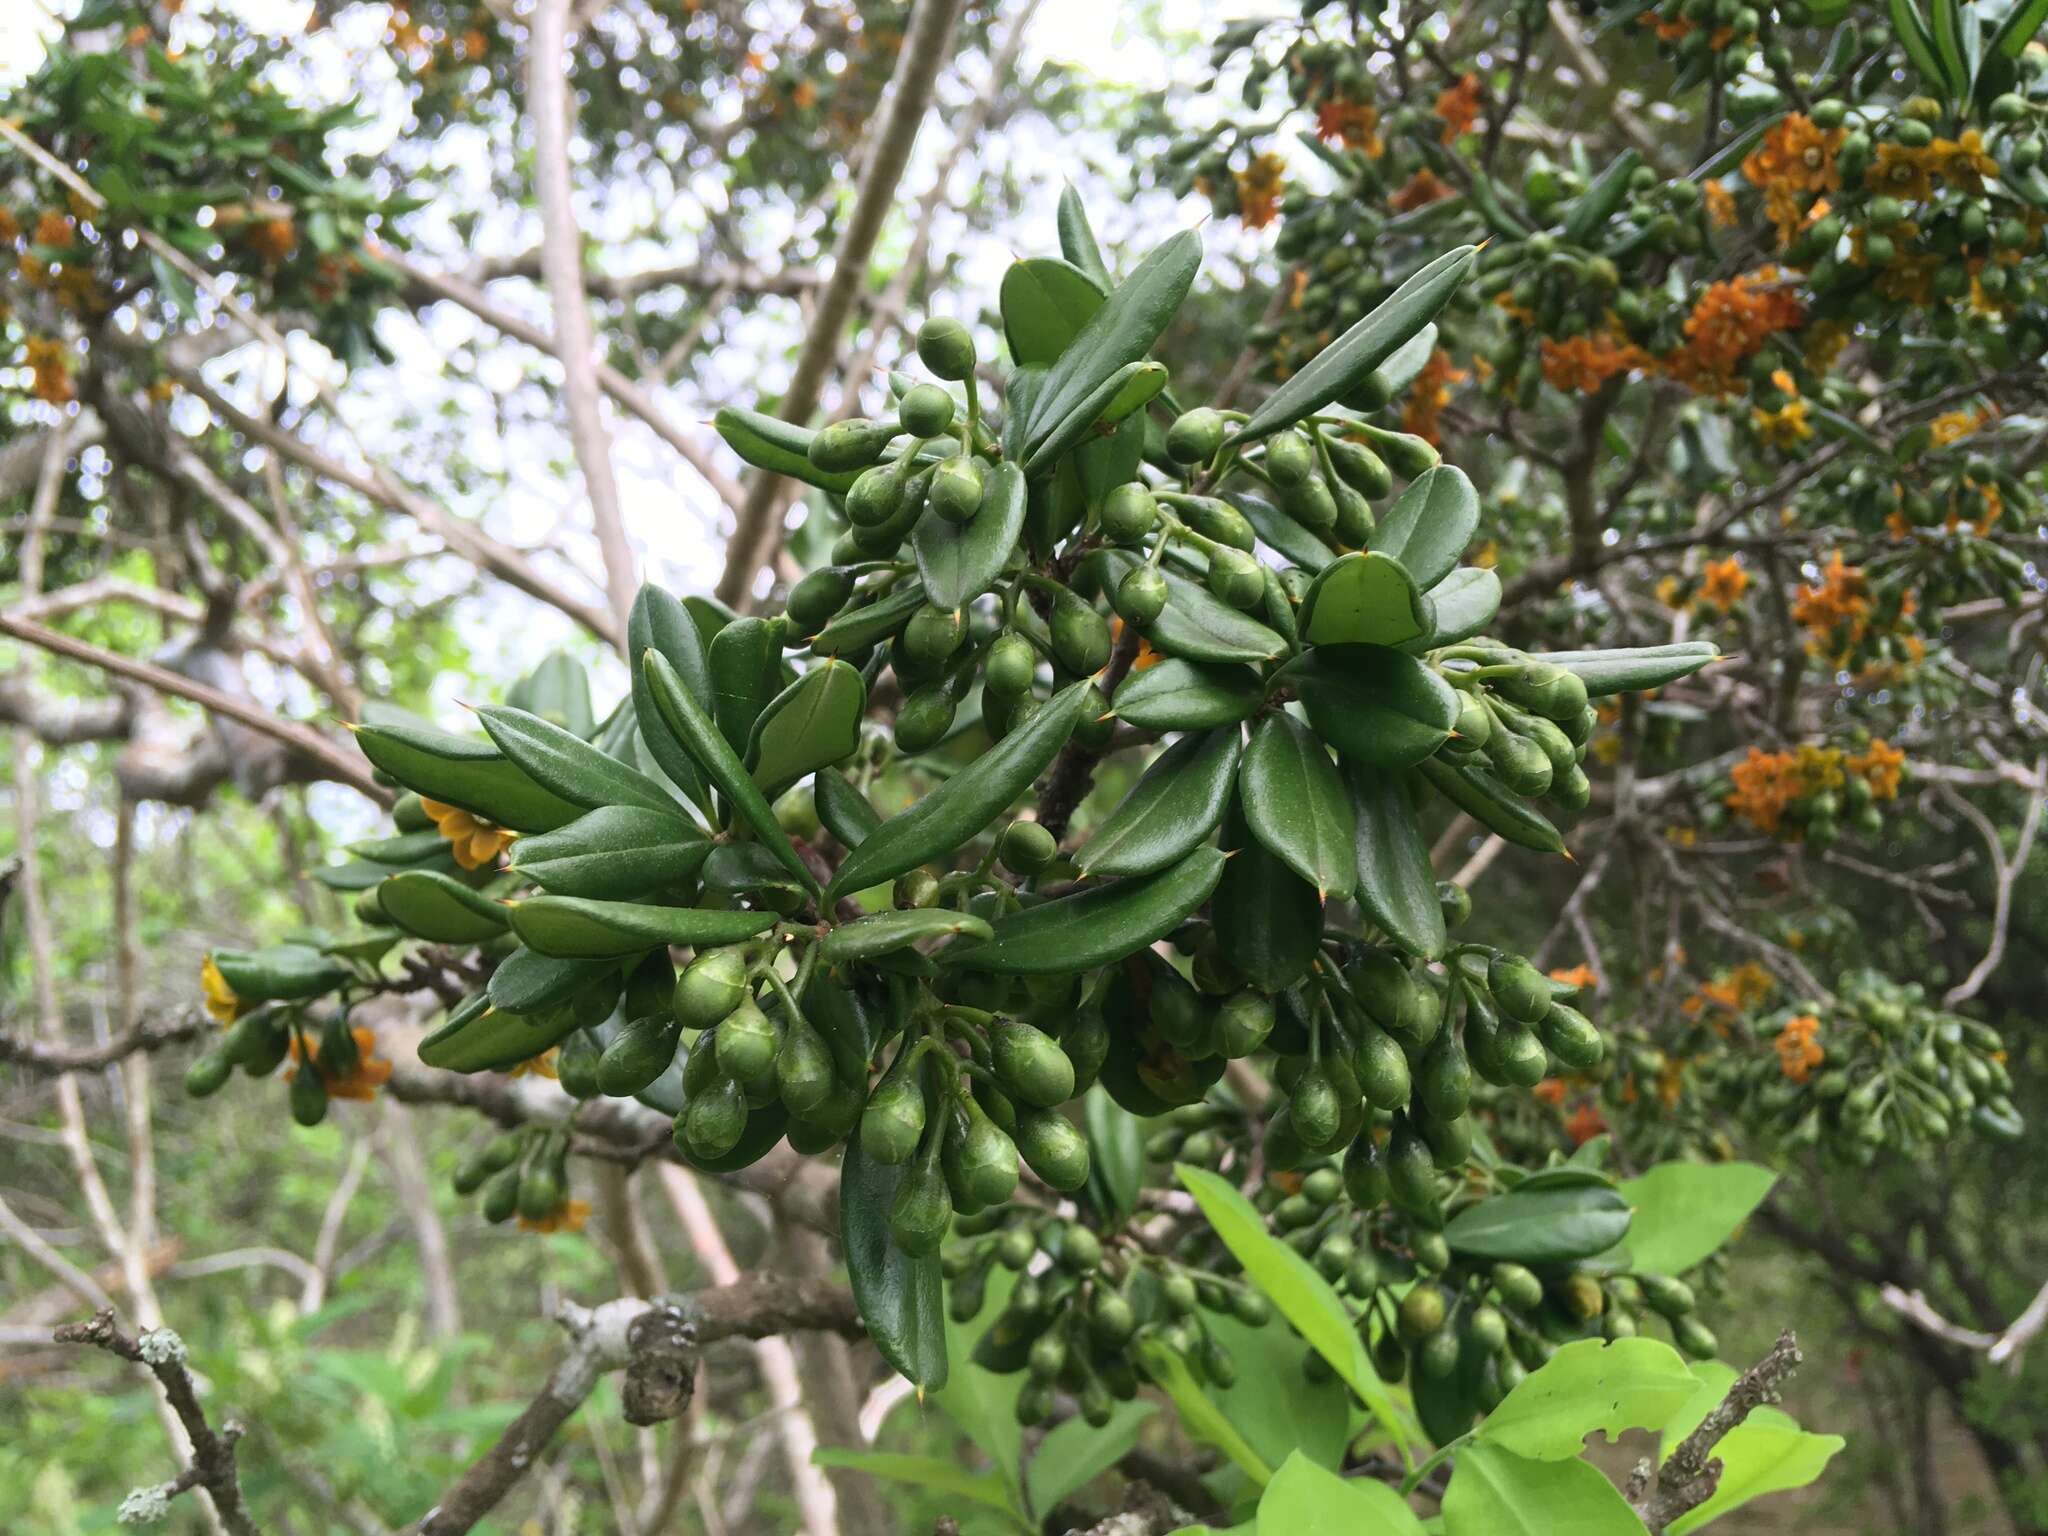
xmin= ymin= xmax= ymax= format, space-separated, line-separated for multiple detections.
xmin=1631 ymin=1330 xmax=1805 ymax=1534
xmin=1939 ymin=761 xmax=2047 ymax=1006
xmin=399 ymin=249 xmax=821 ymax=305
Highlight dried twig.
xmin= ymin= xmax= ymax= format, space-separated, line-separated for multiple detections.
xmin=1628 ymin=1330 xmax=1804 ymax=1533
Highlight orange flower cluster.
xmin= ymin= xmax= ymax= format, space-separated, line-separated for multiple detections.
xmin=24 ymin=336 xmax=73 ymax=404
xmin=1564 ymin=1099 xmax=1609 ymax=1146
xmin=1847 ymin=738 xmax=1906 ymax=799
xmin=1741 ymin=113 xmax=1844 ymax=246
xmin=1725 ymin=740 xmax=1900 ymax=832
xmin=1775 ymin=1014 xmax=1824 ymax=1083
xmin=1548 ymin=964 xmax=1601 ymax=991
xmin=1390 ymin=168 xmax=1455 ymax=213
xmin=1435 ymin=74 xmax=1483 ymax=144
xmin=419 ymin=795 xmax=515 ymax=869
xmin=519 ymin=1197 xmax=591 ymax=1235
xmin=1702 ymin=180 xmax=1739 ymax=228
xmin=288 ymin=1026 xmax=394 ymax=1102
xmin=1684 ymin=961 xmax=1774 ymax=1018
xmin=1540 ymin=327 xmax=1653 ymax=393
xmin=1791 ymin=550 xmax=1869 ymax=651
xmin=1667 ymin=268 xmax=1805 ymax=394
xmin=1698 ymin=556 xmax=1749 ymax=610
xmin=1234 ymin=152 xmax=1287 ymax=230
xmin=247 ymin=215 xmax=297 ymax=264
xmin=1315 ymin=98 xmax=1382 ymax=156
xmin=1401 ymin=347 xmax=1467 ymax=445
xmin=1725 ymin=748 xmax=1804 ymax=833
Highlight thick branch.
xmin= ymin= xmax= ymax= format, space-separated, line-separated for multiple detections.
xmin=714 ymin=0 xmax=970 ymax=605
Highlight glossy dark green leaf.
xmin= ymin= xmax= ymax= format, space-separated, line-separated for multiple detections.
xmin=815 ymin=769 xmax=882 ymax=851
xmin=477 ymin=704 xmax=680 ymax=816
xmin=1000 ymin=256 xmax=1105 ymax=367
xmin=1418 ymin=756 xmax=1565 ymax=853
xmin=1111 ymin=657 xmax=1263 ymax=732
xmin=709 ymin=616 xmax=783 ymax=759
xmin=825 ymin=682 xmax=1086 ymax=902
xmin=1022 ymin=361 xmax=1166 ymax=479
xmin=1236 ymin=245 xmax=1478 ymax=441
xmin=210 ymin=944 xmax=348 ymax=1001
xmin=1533 ymin=642 xmax=1719 ymax=696
xmin=1240 ymin=713 xmax=1355 ymax=901
xmin=811 ymin=584 xmax=926 ymax=657
xmin=914 ymin=460 xmax=1028 ymax=610
xmin=509 ymin=651 xmax=594 ymax=737
xmin=1056 ymin=182 xmax=1113 ymax=289
xmin=1369 ymin=466 xmax=1479 ymax=589
xmin=1419 ymin=566 xmax=1501 ymax=649
xmin=1291 ymin=645 xmax=1459 ymax=769
xmin=842 ymin=1141 xmax=949 ymax=1388
xmin=713 ymin=407 xmax=861 ymax=494
xmin=1212 ymin=804 xmax=1321 ymax=991
xmin=1229 ymin=490 xmax=1335 ymax=572
xmin=419 ymin=997 xmax=582 ymax=1074
xmin=943 ymin=846 xmax=1226 ymax=974
xmin=1083 ymin=1085 xmax=1144 ymax=1221
xmin=507 ymin=895 xmax=776 ymax=960
xmin=1075 ymin=727 xmax=1242 ymax=878
xmin=1024 ymin=229 xmax=1201 ymax=454
xmin=1091 ymin=549 xmax=1288 ymax=664
xmin=1348 ymin=764 xmax=1446 ymax=960
xmin=820 ymin=908 xmax=994 ymax=964
xmin=351 ymin=720 xmax=582 ymax=832
xmin=701 ymin=841 xmax=808 ymax=903
xmin=510 ymin=805 xmax=711 ymax=900
xmin=486 ymin=946 xmax=615 ymax=1014
xmin=1002 ymin=364 xmax=1046 ymax=465
xmin=641 ymin=649 xmax=819 ymax=894
xmin=629 ymin=584 xmax=712 ymax=810
xmin=748 ymin=660 xmax=865 ymax=798
xmin=1298 ymin=552 xmax=1434 ymax=650
xmin=376 ymin=870 xmax=509 ymax=944
xmin=1442 ymin=1182 xmax=1633 ymax=1263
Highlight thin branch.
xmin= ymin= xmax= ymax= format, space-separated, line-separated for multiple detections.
xmin=1630 ymin=1331 xmax=1804 ymax=1533
xmin=714 ymin=0 xmax=970 ymax=605
xmin=1939 ymin=761 xmax=2047 ymax=1006
xmin=399 ymin=250 xmax=819 ymax=305
xmin=0 ymin=1012 xmax=206 ymax=1072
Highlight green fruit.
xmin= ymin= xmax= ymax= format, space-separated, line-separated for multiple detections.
xmin=894 ymin=684 xmax=957 ymax=753
xmin=1399 ymin=1284 xmax=1448 ymax=1340
xmin=1284 ymin=474 xmax=1339 ymax=533
xmin=1027 ymin=1329 xmax=1067 ymax=1379
xmin=1218 ymin=990 xmax=1276 ymax=1057
xmin=786 ymin=567 xmax=855 ymax=633
xmin=1263 ymin=429 xmax=1314 ymax=486
xmin=1100 ymin=483 xmax=1159 ymax=543
xmin=809 ymin=418 xmax=900 ymax=474
xmin=1488 ymin=954 xmax=1553 ymax=1024
xmin=184 ymin=1049 xmax=233 ymax=1099
xmin=1467 ymin=1305 xmax=1508 ymax=1355
xmin=989 ymin=1017 xmax=1075 ymax=1107
xmin=1386 ymin=1118 xmax=1440 ymax=1224
xmin=517 ymin=1156 xmax=562 ymax=1221
xmin=1166 ymin=408 xmax=1227 ymax=464
xmin=674 ymin=949 xmax=750 ymax=1030
xmin=1051 ymin=589 xmax=1112 ymax=674
xmin=889 ymin=1159 xmax=955 ymax=1255
xmin=1324 ymin=435 xmax=1393 ymax=499
xmin=1092 ymin=1291 xmax=1137 ymax=1343
xmin=290 ymin=1060 xmax=329 ymax=1126
xmin=1412 ymin=1229 xmax=1451 ymax=1273
xmin=682 ymin=1077 xmax=748 ymax=1159
xmin=714 ymin=1001 xmax=780 ymax=1088
xmin=904 ymin=603 xmax=967 ymax=667
xmin=1345 ymin=1247 xmax=1381 ymax=1294
xmin=998 ymin=821 xmax=1060 ymax=878
xmin=481 ymin=1164 xmax=521 ymax=1223
xmin=945 ymin=1103 xmax=1021 ymax=1209
xmin=1331 ymin=480 xmax=1374 ymax=547
xmin=916 ymin=316 xmax=976 ymax=380
xmin=1290 ymin=1063 xmax=1345 ymax=1150
xmin=1540 ymin=1003 xmax=1605 ymax=1071
xmin=1344 ymin=1128 xmax=1390 ymax=1208
xmin=1354 ymin=1021 xmax=1411 ymax=1111
xmin=775 ymin=1020 xmax=836 ymax=1117
xmin=1639 ymin=1273 xmax=1697 ymax=1317
xmin=598 ymin=1014 xmax=683 ymax=1096
xmin=1116 ymin=565 xmax=1169 ymax=625
xmin=1207 ymin=547 xmax=1265 ymax=610
xmin=984 ymin=632 xmax=1037 ymax=697
xmin=861 ymin=1072 xmax=928 ymax=1165
xmin=1418 ymin=1033 xmax=1472 ymax=1121
xmin=929 ymin=454 xmax=985 ymax=524
xmin=1673 ymin=1316 xmax=1719 ymax=1359
xmin=898 ymin=383 xmax=956 ymax=438
xmin=1059 ymin=1222 xmax=1103 ymax=1271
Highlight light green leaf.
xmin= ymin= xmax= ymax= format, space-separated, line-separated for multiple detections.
xmin=1257 ymin=1451 xmax=1426 ymax=1534
xmin=1660 ymin=1363 xmax=1843 ymax=1534
xmin=1612 ymin=1161 xmax=1777 ymax=1276
xmin=1027 ymin=1402 xmax=1156 ymax=1517
xmin=1441 ymin=1443 xmax=1644 ymax=1536
xmin=1477 ymin=1338 xmax=1699 ymax=1461
xmin=810 ymin=1450 xmax=1025 ymax=1528
xmin=1137 ymin=1335 xmax=1274 ymax=1487
xmin=1298 ymin=552 xmax=1434 ymax=650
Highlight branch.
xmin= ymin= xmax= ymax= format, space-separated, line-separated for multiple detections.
xmin=529 ymin=0 xmax=635 ymax=640
xmin=399 ymin=250 xmax=820 ymax=305
xmin=418 ymin=1280 xmax=861 ymax=1536
xmin=0 ymin=1010 xmax=206 ymax=1072
xmin=1629 ymin=1330 xmax=1804 ymax=1534
xmin=1879 ymin=1275 xmax=2048 ymax=1372
xmin=1055 ymin=1484 xmax=1188 ymax=1536
xmin=0 ymin=613 xmax=389 ymax=803
xmin=55 ymin=1310 xmax=264 ymax=1536
xmin=1939 ymin=761 xmax=2047 ymax=1006
xmin=714 ymin=0 xmax=970 ymax=606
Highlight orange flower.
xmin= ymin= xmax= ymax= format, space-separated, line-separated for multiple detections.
xmin=247 ymin=216 xmax=297 ymax=264
xmin=1742 ymin=113 xmax=1844 ymax=245
xmin=1315 ymin=98 xmax=1382 ymax=156
xmin=1401 ymin=347 xmax=1466 ymax=445
xmin=1541 ymin=328 xmax=1653 ymax=393
xmin=1866 ymin=144 xmax=1933 ymax=202
xmin=1548 ymin=964 xmax=1600 ymax=991
xmin=1726 ymin=747 xmax=1802 ymax=833
xmin=519 ymin=1198 xmax=591 ymax=1235
xmin=419 ymin=796 xmax=514 ymax=870
xmin=1930 ymin=405 xmax=1994 ymax=447
xmin=1702 ymin=179 xmax=1738 ymax=228
xmin=1390 ymin=168 xmax=1455 ymax=213
xmin=1791 ymin=550 xmax=1869 ymax=652
xmin=1532 ymin=1078 xmax=1567 ymax=1105
xmin=1926 ymin=130 xmax=1996 ymax=195
xmin=288 ymin=1025 xmax=394 ymax=1102
xmin=0 ymin=208 xmax=19 ymax=243
xmin=1234 ymin=152 xmax=1287 ymax=230
xmin=1564 ymin=1099 xmax=1609 ymax=1146
xmin=1775 ymin=1014 xmax=1824 ymax=1083
xmin=1753 ymin=397 xmax=1813 ymax=450
xmin=509 ymin=1048 xmax=560 ymax=1079
xmin=1667 ymin=268 xmax=1804 ymax=394
xmin=24 ymin=336 xmax=73 ymax=404
xmin=1848 ymin=738 xmax=1906 ymax=799
xmin=1435 ymin=74 xmax=1483 ymax=144
xmin=1699 ymin=556 xmax=1749 ymax=609
xmin=792 ymin=78 xmax=818 ymax=109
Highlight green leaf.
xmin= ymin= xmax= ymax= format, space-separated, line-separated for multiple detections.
xmin=810 ymin=1451 xmax=1020 ymax=1526
xmin=1202 ymin=1307 xmax=1356 ymax=1474
xmin=628 ymin=584 xmax=713 ymax=810
xmin=419 ymin=995 xmax=583 ymax=1073
xmin=815 ymin=769 xmax=882 ymax=850
xmin=819 ymin=908 xmax=994 ymax=963
xmin=943 ymin=846 xmax=1226 ymax=974
xmin=1090 ymin=549 xmax=1290 ymax=664
xmin=1930 ymin=0 xmax=1969 ymax=92
xmin=1082 ymin=1084 xmax=1144 ymax=1221
xmin=1214 ymin=804 xmax=1322 ymax=990
xmin=485 ymin=947 xmax=613 ymax=1014
xmin=210 ymin=944 xmax=348 ymax=1001
xmin=350 ymin=720 xmax=583 ymax=833
xmin=1113 ymin=657 xmax=1264 ymax=731
xmin=1241 ymin=713 xmax=1356 ymax=900
xmin=1056 ymin=182 xmax=1113 ymax=289
xmin=1349 ymin=763 xmax=1446 ymax=960
xmin=1442 ymin=1182 xmax=1632 ymax=1264
xmin=641 ymin=649 xmax=819 ymax=895
xmin=1441 ymin=1443 xmax=1644 ymax=1536
xmin=1257 ymin=1450 xmax=1427 ymax=1535
xmin=1991 ymin=0 xmax=2048 ymax=58
xmin=509 ymin=806 xmax=710 ymax=900
xmin=375 ymin=871 xmax=509 ymax=944
xmin=1135 ymin=1335 xmax=1274 ymax=1487
xmin=1298 ymin=552 xmax=1434 ymax=650
xmin=1889 ymin=0 xmax=1954 ymax=93
xmin=1236 ymin=245 xmax=1477 ymax=441
xmin=915 ymin=460 xmax=1030 ymax=610
xmin=477 ymin=705 xmax=680 ymax=816
xmin=1534 ymin=642 xmax=1719 ymax=696
xmin=1177 ymin=1165 xmax=1410 ymax=1454
xmin=506 ymin=896 xmax=775 ymax=960
xmin=1291 ymin=645 xmax=1459 ymax=770
xmin=1477 ymin=1337 xmax=1699 ymax=1460
xmin=1562 ymin=149 xmax=1644 ymax=245
xmin=1420 ymin=567 xmax=1500 ymax=649
xmin=1369 ymin=467 xmax=1480 ymax=590
xmin=748 ymin=660 xmax=865 ymax=798
xmin=1230 ymin=490 xmax=1336 ymax=572
xmin=714 ymin=407 xmax=863 ymax=494
xmin=812 ymin=583 xmax=927 ymax=656
xmin=1604 ymin=1161 xmax=1777 ymax=1275
xmin=929 ymin=1266 xmax=1026 ymax=1507
xmin=841 ymin=1141 xmax=949 ymax=1389
xmin=1025 ymin=360 xmax=1168 ymax=478
xmin=1000 ymin=256 xmax=1105 ymax=367
xmin=1076 ymin=727 xmax=1243 ymax=878
xmin=1027 ymin=1401 xmax=1156 ymax=1518
xmin=1417 ymin=756 xmax=1565 ymax=854
xmin=826 ymin=682 xmax=1086 ymax=902
xmin=1025 ymin=229 xmax=1202 ymax=454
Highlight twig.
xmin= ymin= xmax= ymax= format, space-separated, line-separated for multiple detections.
xmin=0 ymin=1012 xmax=206 ymax=1072
xmin=1939 ymin=761 xmax=2047 ymax=1006
xmin=55 ymin=1310 xmax=264 ymax=1536
xmin=1628 ymin=1330 xmax=1804 ymax=1533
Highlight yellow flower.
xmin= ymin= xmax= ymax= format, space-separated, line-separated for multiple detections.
xmin=519 ymin=1197 xmax=591 ymax=1235
xmin=202 ymin=956 xmax=244 ymax=1025
xmin=1752 ymin=397 xmax=1813 ymax=449
xmin=1866 ymin=144 xmax=1933 ymax=202
xmin=1926 ymin=130 xmax=1996 ymax=194
xmin=1848 ymin=738 xmax=1906 ymax=799
xmin=420 ymin=796 xmax=514 ymax=870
